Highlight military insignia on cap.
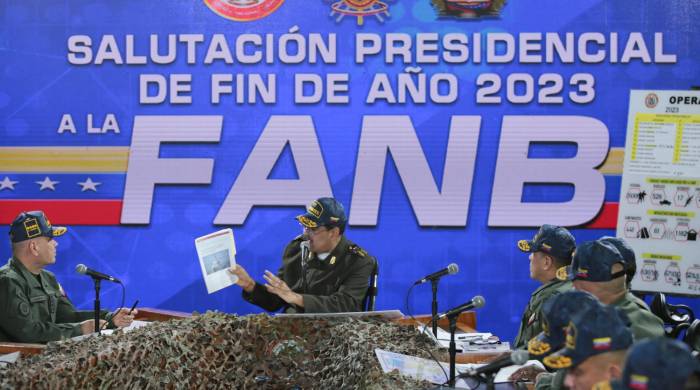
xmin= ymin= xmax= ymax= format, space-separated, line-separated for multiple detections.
xmin=53 ymin=226 xmax=67 ymax=236
xmin=629 ymin=374 xmax=649 ymax=390
xmin=18 ymin=302 xmax=30 ymax=317
xmin=308 ymin=201 xmax=323 ymax=218
xmin=543 ymin=353 xmax=572 ymax=369
xmin=555 ymin=266 xmax=569 ymax=281
xmin=592 ymin=337 xmax=612 ymax=350
xmin=576 ymin=268 xmax=589 ymax=278
xmin=297 ymin=216 xmax=318 ymax=228
xmin=24 ymin=218 xmax=41 ymax=238
xmin=528 ymin=338 xmax=551 ymax=356
xmin=517 ymin=240 xmax=531 ymax=252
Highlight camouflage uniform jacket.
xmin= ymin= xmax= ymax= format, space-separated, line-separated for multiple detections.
xmin=513 ymin=279 xmax=573 ymax=349
xmin=0 ymin=257 xmax=104 ymax=343
xmin=612 ymin=292 xmax=665 ymax=340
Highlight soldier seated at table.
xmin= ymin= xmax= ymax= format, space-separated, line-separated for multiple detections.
xmin=513 ymin=224 xmax=577 ymax=349
xmin=229 ymin=197 xmax=375 ymax=313
xmin=0 ymin=211 xmax=135 ymax=343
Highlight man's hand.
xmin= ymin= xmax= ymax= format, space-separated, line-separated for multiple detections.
xmin=508 ymin=365 xmax=546 ymax=382
xmin=111 ymin=307 xmax=137 ymax=328
xmin=228 ymin=264 xmax=255 ymax=293
xmin=79 ymin=319 xmax=107 ymax=335
xmin=263 ymin=270 xmax=304 ymax=308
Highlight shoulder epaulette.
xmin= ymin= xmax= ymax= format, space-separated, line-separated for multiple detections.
xmin=348 ymin=244 xmax=367 ymax=258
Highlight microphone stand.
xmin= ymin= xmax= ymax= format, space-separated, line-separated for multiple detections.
xmin=92 ymin=277 xmax=101 ymax=334
xmin=447 ymin=313 xmax=458 ymax=387
xmin=431 ymin=279 xmax=439 ymax=338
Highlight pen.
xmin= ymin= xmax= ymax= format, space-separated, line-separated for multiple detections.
xmin=127 ymin=300 xmax=139 ymax=315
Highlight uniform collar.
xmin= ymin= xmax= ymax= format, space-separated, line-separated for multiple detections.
xmin=9 ymin=257 xmax=46 ymax=289
xmin=532 ymin=278 xmax=567 ymax=296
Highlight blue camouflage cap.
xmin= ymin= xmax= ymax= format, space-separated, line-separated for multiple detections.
xmin=517 ymin=224 xmax=576 ymax=262
xmin=9 ymin=210 xmax=67 ymax=243
xmin=598 ymin=338 xmax=700 ymax=390
xmin=543 ymin=305 xmax=633 ymax=369
xmin=565 ymin=240 xmax=627 ymax=282
xmin=296 ymin=197 xmax=347 ymax=231
xmin=528 ymin=290 xmax=602 ymax=357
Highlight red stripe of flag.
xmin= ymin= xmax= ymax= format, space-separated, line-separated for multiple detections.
xmin=0 ymin=200 xmax=122 ymax=225
xmin=584 ymin=202 xmax=619 ymax=229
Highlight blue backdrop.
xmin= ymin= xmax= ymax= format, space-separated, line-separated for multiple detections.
xmin=0 ymin=0 xmax=698 ymax=343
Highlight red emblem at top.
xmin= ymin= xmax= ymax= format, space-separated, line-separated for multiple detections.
xmin=204 ymin=0 xmax=285 ymax=22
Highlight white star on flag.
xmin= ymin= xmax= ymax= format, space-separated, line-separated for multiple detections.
xmin=36 ymin=176 xmax=59 ymax=191
xmin=0 ymin=176 xmax=18 ymax=191
xmin=78 ymin=177 xmax=101 ymax=192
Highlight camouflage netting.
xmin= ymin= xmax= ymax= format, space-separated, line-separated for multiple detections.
xmin=0 ymin=312 xmax=444 ymax=389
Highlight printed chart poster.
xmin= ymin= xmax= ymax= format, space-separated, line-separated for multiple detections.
xmin=618 ymin=90 xmax=700 ymax=295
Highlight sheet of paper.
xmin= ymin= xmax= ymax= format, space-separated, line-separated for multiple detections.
xmin=194 ymin=228 xmax=238 ymax=294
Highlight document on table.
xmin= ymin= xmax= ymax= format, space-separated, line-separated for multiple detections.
xmin=376 ymin=348 xmax=545 ymax=385
xmin=194 ymin=228 xmax=238 ymax=294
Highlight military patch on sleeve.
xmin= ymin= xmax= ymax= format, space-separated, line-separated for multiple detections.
xmin=57 ymin=282 xmax=67 ymax=297
xmin=349 ymin=245 xmax=367 ymax=257
xmin=527 ymin=312 xmax=537 ymax=325
xmin=18 ymin=301 xmax=30 ymax=317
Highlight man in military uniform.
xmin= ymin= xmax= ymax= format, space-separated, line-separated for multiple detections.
xmin=599 ymin=337 xmax=700 ymax=389
xmin=0 ymin=211 xmax=135 ymax=343
xmin=543 ymin=304 xmax=633 ymax=390
xmin=513 ymin=291 xmax=602 ymax=388
xmin=229 ymin=197 xmax=375 ymax=313
xmin=513 ymin=225 xmax=576 ymax=349
xmin=567 ymin=240 xmax=664 ymax=340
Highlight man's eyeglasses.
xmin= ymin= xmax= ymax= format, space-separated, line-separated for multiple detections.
xmin=301 ymin=225 xmax=327 ymax=235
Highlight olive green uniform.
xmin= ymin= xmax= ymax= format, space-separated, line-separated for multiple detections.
xmin=0 ymin=258 xmax=107 ymax=343
xmin=514 ymin=279 xmax=573 ymax=349
xmin=612 ymin=292 xmax=665 ymax=340
xmin=535 ymin=293 xmax=662 ymax=390
xmin=243 ymin=236 xmax=375 ymax=313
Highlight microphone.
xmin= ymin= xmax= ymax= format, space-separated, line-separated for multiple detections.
xmin=75 ymin=264 xmax=121 ymax=283
xmin=462 ymin=349 xmax=530 ymax=377
xmin=300 ymin=240 xmax=311 ymax=267
xmin=414 ymin=263 xmax=459 ymax=285
xmin=437 ymin=295 xmax=486 ymax=319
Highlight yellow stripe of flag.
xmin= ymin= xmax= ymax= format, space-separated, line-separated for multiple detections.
xmin=0 ymin=147 xmax=129 ymax=173
xmin=0 ymin=146 xmax=625 ymax=175
xmin=598 ymin=147 xmax=623 ymax=175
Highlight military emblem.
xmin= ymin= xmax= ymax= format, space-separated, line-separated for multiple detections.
xmin=576 ymin=268 xmax=589 ymax=279
xmin=592 ymin=337 xmax=612 ymax=351
xmin=517 ymin=240 xmax=531 ymax=252
xmin=326 ymin=0 xmax=391 ymax=25
xmin=329 ymin=256 xmax=337 ymax=265
xmin=204 ymin=0 xmax=285 ymax=22
xmin=430 ymin=0 xmax=506 ymax=19
xmin=308 ymin=200 xmax=323 ymax=218
xmin=555 ymin=266 xmax=569 ymax=281
xmin=24 ymin=217 xmax=41 ymax=238
xmin=527 ymin=338 xmax=551 ymax=356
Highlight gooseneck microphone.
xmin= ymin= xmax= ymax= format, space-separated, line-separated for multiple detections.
xmin=462 ymin=349 xmax=530 ymax=377
xmin=414 ymin=263 xmax=459 ymax=285
xmin=437 ymin=295 xmax=486 ymax=319
xmin=75 ymin=264 xmax=122 ymax=284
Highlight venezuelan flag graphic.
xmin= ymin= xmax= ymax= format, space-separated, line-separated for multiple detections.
xmin=0 ymin=147 xmax=129 ymax=225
